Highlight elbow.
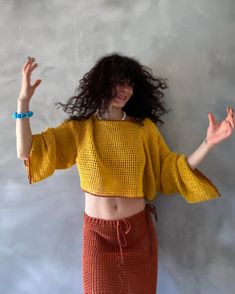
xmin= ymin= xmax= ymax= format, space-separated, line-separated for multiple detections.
xmin=17 ymin=146 xmax=31 ymax=160
xmin=185 ymin=156 xmax=196 ymax=171
xmin=17 ymin=153 xmax=29 ymax=160
xmin=16 ymin=141 xmax=32 ymax=161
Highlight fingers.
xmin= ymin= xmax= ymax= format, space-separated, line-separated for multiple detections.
xmin=208 ymin=112 xmax=216 ymax=126
xmin=22 ymin=57 xmax=40 ymax=88
xmin=21 ymin=57 xmax=41 ymax=93
xmin=32 ymin=79 xmax=41 ymax=89
xmin=227 ymin=106 xmax=234 ymax=118
xmin=23 ymin=57 xmax=38 ymax=75
xmin=30 ymin=62 xmax=38 ymax=72
xmin=22 ymin=57 xmax=30 ymax=70
xmin=23 ymin=57 xmax=31 ymax=70
xmin=23 ymin=57 xmax=34 ymax=71
xmin=226 ymin=106 xmax=234 ymax=128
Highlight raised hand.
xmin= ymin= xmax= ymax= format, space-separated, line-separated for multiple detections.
xmin=19 ymin=57 xmax=41 ymax=102
xmin=206 ymin=107 xmax=235 ymax=148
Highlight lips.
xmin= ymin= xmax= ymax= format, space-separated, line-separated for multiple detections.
xmin=116 ymin=96 xmax=126 ymax=100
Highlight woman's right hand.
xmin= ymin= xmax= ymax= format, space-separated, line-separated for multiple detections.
xmin=18 ymin=57 xmax=42 ymax=102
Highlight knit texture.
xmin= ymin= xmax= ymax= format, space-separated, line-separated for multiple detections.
xmin=82 ymin=204 xmax=158 ymax=294
xmin=24 ymin=113 xmax=220 ymax=202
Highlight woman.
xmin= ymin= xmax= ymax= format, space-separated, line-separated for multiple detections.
xmin=15 ymin=53 xmax=234 ymax=293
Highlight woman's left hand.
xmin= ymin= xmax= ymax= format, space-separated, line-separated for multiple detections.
xmin=206 ymin=107 xmax=234 ymax=148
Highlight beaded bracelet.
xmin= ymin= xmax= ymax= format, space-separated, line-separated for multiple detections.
xmin=12 ymin=111 xmax=34 ymax=119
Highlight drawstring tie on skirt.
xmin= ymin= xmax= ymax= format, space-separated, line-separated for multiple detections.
xmin=146 ymin=203 xmax=158 ymax=223
xmin=116 ymin=204 xmax=158 ymax=263
xmin=116 ymin=219 xmax=132 ymax=263
xmin=146 ymin=204 xmax=158 ymax=257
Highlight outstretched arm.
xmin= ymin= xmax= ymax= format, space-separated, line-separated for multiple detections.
xmin=186 ymin=107 xmax=234 ymax=170
xmin=16 ymin=57 xmax=41 ymax=159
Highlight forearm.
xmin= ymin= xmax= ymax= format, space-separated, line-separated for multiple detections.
xmin=16 ymin=99 xmax=32 ymax=159
xmin=185 ymin=138 xmax=213 ymax=170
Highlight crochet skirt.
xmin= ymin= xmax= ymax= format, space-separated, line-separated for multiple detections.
xmin=82 ymin=203 xmax=158 ymax=294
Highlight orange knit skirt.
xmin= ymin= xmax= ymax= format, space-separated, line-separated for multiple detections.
xmin=82 ymin=203 xmax=158 ymax=294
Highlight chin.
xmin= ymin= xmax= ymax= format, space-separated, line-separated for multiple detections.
xmin=112 ymin=98 xmax=129 ymax=106
xmin=112 ymin=102 xmax=126 ymax=108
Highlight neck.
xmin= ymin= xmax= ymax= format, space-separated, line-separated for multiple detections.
xmin=98 ymin=106 xmax=125 ymax=120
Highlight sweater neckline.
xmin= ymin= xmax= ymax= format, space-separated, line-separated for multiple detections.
xmin=92 ymin=113 xmax=135 ymax=123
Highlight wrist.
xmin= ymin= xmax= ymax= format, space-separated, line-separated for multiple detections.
xmin=204 ymin=138 xmax=214 ymax=150
xmin=18 ymin=97 xmax=30 ymax=103
xmin=17 ymin=99 xmax=30 ymax=112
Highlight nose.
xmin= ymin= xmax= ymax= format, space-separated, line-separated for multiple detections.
xmin=119 ymin=83 xmax=131 ymax=92
xmin=121 ymin=82 xmax=130 ymax=88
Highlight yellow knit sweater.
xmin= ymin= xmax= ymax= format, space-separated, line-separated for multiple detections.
xmin=24 ymin=113 xmax=220 ymax=202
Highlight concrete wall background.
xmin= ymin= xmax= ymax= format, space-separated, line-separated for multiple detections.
xmin=1 ymin=0 xmax=235 ymax=293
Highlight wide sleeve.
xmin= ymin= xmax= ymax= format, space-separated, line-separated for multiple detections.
xmin=145 ymin=119 xmax=220 ymax=203
xmin=24 ymin=119 xmax=77 ymax=184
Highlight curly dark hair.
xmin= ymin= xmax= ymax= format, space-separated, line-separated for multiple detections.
xmin=55 ymin=52 xmax=171 ymax=126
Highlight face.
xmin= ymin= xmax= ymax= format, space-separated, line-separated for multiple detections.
xmin=110 ymin=82 xmax=134 ymax=107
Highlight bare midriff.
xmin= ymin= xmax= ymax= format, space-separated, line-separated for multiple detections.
xmin=84 ymin=192 xmax=146 ymax=220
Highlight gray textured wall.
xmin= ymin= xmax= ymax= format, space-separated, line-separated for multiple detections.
xmin=1 ymin=0 xmax=235 ymax=293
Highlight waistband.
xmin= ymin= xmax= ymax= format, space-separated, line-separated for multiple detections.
xmin=116 ymin=203 xmax=158 ymax=263
xmin=84 ymin=203 xmax=158 ymax=264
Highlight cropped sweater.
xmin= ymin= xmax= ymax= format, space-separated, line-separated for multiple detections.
xmin=24 ymin=113 xmax=220 ymax=202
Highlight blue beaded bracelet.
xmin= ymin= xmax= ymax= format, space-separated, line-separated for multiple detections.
xmin=12 ymin=111 xmax=34 ymax=119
